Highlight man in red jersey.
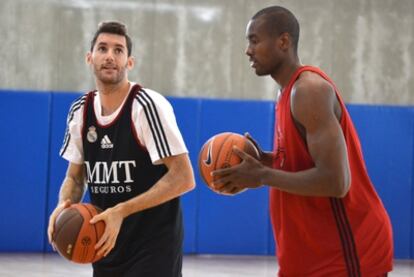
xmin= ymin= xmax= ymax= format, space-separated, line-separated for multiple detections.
xmin=212 ymin=6 xmax=393 ymax=277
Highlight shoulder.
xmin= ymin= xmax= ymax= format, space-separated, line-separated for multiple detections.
xmin=291 ymin=72 xmax=337 ymax=111
xmin=69 ymin=93 xmax=88 ymax=110
xmin=292 ymin=71 xmax=335 ymax=100
xmin=290 ymin=71 xmax=339 ymax=125
xmin=66 ymin=92 xmax=90 ymax=123
xmin=133 ymin=88 xmax=173 ymax=111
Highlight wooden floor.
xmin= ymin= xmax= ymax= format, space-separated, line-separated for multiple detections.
xmin=0 ymin=253 xmax=413 ymax=276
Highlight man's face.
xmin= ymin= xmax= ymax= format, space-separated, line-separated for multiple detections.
xmin=87 ymin=33 xmax=133 ymax=85
xmin=245 ymin=19 xmax=283 ymax=76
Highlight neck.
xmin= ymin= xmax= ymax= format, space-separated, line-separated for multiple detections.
xmin=271 ymin=56 xmax=302 ymax=90
xmin=96 ymin=79 xmax=130 ymax=116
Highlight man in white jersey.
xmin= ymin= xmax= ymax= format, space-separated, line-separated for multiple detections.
xmin=47 ymin=21 xmax=195 ymax=277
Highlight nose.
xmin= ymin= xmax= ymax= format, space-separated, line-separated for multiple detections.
xmin=105 ymin=49 xmax=115 ymax=61
xmin=245 ymin=45 xmax=253 ymax=57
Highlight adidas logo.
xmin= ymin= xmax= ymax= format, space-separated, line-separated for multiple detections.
xmin=101 ymin=135 xmax=114 ymax=149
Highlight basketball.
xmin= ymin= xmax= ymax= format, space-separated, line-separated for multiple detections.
xmin=53 ymin=203 xmax=105 ymax=264
xmin=198 ymin=132 xmax=259 ymax=193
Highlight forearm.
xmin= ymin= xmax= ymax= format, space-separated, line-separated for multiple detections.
xmin=263 ymin=166 xmax=348 ymax=197
xmin=118 ymin=174 xmax=191 ymax=218
xmin=116 ymin=154 xmax=195 ymax=218
xmin=58 ymin=176 xmax=86 ymax=204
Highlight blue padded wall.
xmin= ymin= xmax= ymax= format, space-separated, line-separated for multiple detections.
xmin=196 ymin=99 xmax=274 ymax=254
xmin=168 ymin=97 xmax=202 ymax=253
xmin=348 ymin=105 xmax=414 ymax=259
xmin=1 ymin=90 xmax=414 ymax=260
xmin=0 ymin=91 xmax=51 ymax=251
xmin=45 ymin=92 xmax=83 ymax=252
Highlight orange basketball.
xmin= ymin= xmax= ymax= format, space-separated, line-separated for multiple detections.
xmin=53 ymin=203 xmax=105 ymax=264
xmin=198 ymin=132 xmax=259 ymax=193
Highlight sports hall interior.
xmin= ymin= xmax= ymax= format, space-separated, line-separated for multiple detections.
xmin=1 ymin=0 xmax=413 ymax=276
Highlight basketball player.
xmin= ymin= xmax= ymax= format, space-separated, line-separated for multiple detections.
xmin=47 ymin=21 xmax=195 ymax=277
xmin=212 ymin=6 xmax=393 ymax=276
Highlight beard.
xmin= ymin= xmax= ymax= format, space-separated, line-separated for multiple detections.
xmin=255 ymin=59 xmax=283 ymax=77
xmin=93 ymin=63 xmax=127 ymax=85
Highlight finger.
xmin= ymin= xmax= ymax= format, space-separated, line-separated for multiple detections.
xmin=48 ymin=227 xmax=58 ymax=251
xmin=103 ymin=238 xmax=116 ymax=257
xmin=211 ymin=174 xmax=228 ymax=185
xmin=244 ymin=133 xmax=262 ymax=153
xmin=217 ymin=186 xmax=239 ymax=195
xmin=223 ymin=185 xmax=239 ymax=194
xmin=99 ymin=234 xmax=116 ymax=257
xmin=47 ymin=217 xmax=54 ymax=243
xmin=63 ymin=199 xmax=71 ymax=208
xmin=244 ymin=132 xmax=256 ymax=144
xmin=95 ymin=231 xmax=109 ymax=250
xmin=48 ymin=225 xmax=54 ymax=244
xmin=232 ymin=146 xmax=250 ymax=159
xmin=48 ymin=212 xmax=59 ymax=244
xmin=90 ymin=214 xmax=103 ymax=224
xmin=213 ymin=180 xmax=233 ymax=191
xmin=48 ymin=201 xmax=72 ymax=245
xmin=211 ymin=167 xmax=233 ymax=177
xmin=97 ymin=240 xmax=109 ymax=257
xmin=97 ymin=243 xmax=108 ymax=257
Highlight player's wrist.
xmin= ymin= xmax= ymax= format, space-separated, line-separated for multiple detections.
xmin=259 ymin=166 xmax=272 ymax=186
xmin=114 ymin=202 xmax=131 ymax=219
xmin=57 ymin=198 xmax=71 ymax=207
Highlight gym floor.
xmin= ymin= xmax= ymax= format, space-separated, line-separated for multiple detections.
xmin=0 ymin=253 xmax=412 ymax=276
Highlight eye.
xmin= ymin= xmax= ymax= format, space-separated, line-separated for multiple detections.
xmin=97 ymin=46 xmax=106 ymax=52
xmin=115 ymin=48 xmax=123 ymax=54
xmin=250 ymin=38 xmax=259 ymax=45
xmin=247 ymin=35 xmax=259 ymax=46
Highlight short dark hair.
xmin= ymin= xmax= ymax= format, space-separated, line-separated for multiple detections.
xmin=252 ymin=6 xmax=300 ymax=53
xmin=90 ymin=21 xmax=132 ymax=56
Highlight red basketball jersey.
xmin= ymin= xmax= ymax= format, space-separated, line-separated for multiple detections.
xmin=271 ymin=66 xmax=393 ymax=276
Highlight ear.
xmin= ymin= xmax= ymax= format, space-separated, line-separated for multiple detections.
xmin=86 ymin=52 xmax=92 ymax=65
xmin=127 ymin=56 xmax=135 ymax=70
xmin=278 ymin=32 xmax=291 ymax=51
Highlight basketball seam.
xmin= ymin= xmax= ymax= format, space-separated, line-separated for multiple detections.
xmin=84 ymin=204 xmax=100 ymax=262
xmin=54 ymin=213 xmax=83 ymax=259
xmin=54 ymin=211 xmax=80 ymax=241
xmin=198 ymin=148 xmax=209 ymax=185
xmin=71 ymin=204 xmax=93 ymax=263
xmin=213 ymin=133 xmax=232 ymax=171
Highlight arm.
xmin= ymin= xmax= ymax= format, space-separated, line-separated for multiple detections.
xmin=91 ymin=153 xmax=195 ymax=257
xmin=213 ymin=75 xmax=350 ymax=198
xmin=119 ymin=153 xmax=195 ymax=214
xmin=47 ymin=162 xmax=86 ymax=244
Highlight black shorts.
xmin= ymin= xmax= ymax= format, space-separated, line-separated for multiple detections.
xmin=92 ymin=241 xmax=182 ymax=277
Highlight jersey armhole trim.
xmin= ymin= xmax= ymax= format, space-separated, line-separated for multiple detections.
xmin=134 ymin=89 xmax=172 ymax=160
xmin=60 ymin=94 xmax=88 ymax=157
xmin=130 ymin=94 xmax=148 ymax=152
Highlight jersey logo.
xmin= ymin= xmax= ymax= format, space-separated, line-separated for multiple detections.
xmin=87 ymin=126 xmax=98 ymax=143
xmin=85 ymin=160 xmax=136 ymax=184
xmin=101 ymin=135 xmax=114 ymax=149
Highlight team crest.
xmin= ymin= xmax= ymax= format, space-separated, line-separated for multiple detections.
xmin=87 ymin=126 xmax=98 ymax=143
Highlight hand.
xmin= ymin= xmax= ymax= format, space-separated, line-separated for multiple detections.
xmin=245 ymin=132 xmax=264 ymax=159
xmin=245 ymin=132 xmax=274 ymax=167
xmin=48 ymin=199 xmax=71 ymax=249
xmin=90 ymin=205 xmax=125 ymax=257
xmin=212 ymin=146 xmax=265 ymax=194
xmin=211 ymin=185 xmax=246 ymax=196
